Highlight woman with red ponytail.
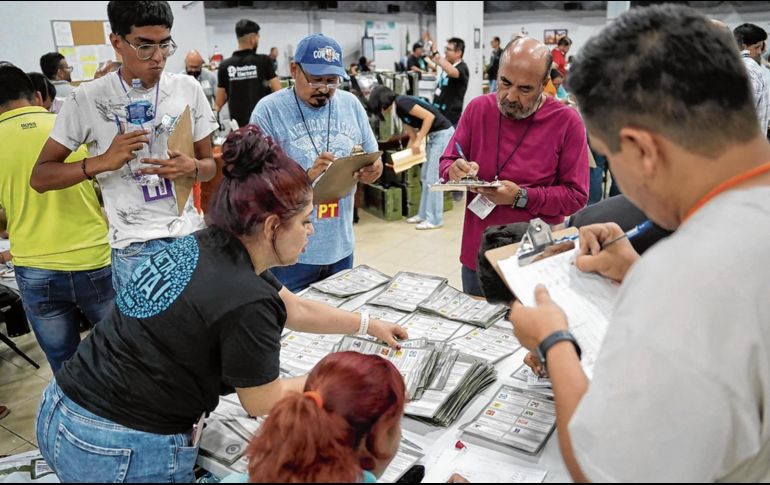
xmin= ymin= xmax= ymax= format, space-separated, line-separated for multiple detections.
xmin=241 ymin=351 xmax=406 ymax=483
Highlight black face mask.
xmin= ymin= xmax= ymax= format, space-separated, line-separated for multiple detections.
xmin=187 ymin=70 xmax=201 ymax=79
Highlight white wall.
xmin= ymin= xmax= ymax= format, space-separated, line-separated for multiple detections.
xmin=437 ymin=1 xmax=485 ymax=106
xmin=204 ymin=8 xmax=435 ymax=77
xmin=0 ymin=1 xmax=208 ymax=75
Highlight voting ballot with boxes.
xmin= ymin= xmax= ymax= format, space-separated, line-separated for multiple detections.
xmin=193 ymin=228 xmax=623 ymax=482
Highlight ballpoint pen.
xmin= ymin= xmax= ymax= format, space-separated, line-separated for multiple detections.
xmin=454 ymin=142 xmax=477 ymax=177
xmin=601 ymin=220 xmax=653 ymax=250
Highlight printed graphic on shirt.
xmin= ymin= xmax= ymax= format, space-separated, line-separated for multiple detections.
xmin=117 ymin=235 xmax=199 ymax=318
xmin=318 ymin=200 xmax=340 ymax=219
xmin=228 ymin=64 xmax=258 ymax=80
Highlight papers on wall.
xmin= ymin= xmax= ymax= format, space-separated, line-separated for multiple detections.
xmin=418 ymin=285 xmax=508 ymax=328
xmin=368 ymin=272 xmax=447 ymax=312
xmin=378 ymin=444 xmax=424 ymax=483
xmin=498 ymin=247 xmax=618 ymax=378
xmin=399 ymin=311 xmax=471 ymax=342
xmin=57 ymin=46 xmax=76 ymax=59
xmin=75 ymin=45 xmax=98 ymax=64
xmin=422 ymin=447 xmax=547 ymax=483
xmin=309 ymin=265 xmax=391 ymax=297
xmin=279 ymin=331 xmax=346 ymax=377
xmin=52 ymin=21 xmax=74 ymax=46
xmin=462 ymin=385 xmax=556 ymax=455
xmin=448 ymin=320 xmax=520 ymax=364
xmin=297 ymin=287 xmax=351 ymax=308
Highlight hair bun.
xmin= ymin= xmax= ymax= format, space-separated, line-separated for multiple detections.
xmin=221 ymin=124 xmax=275 ymax=179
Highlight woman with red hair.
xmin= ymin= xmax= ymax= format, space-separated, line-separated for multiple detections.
xmin=36 ymin=125 xmax=407 ymax=483
xmin=242 ymin=351 xmax=406 ymax=483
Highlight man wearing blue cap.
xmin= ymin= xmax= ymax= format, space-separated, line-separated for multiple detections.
xmin=250 ymin=34 xmax=383 ymax=292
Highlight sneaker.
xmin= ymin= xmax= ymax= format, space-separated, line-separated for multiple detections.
xmin=416 ymin=221 xmax=443 ymax=230
xmin=0 ymin=406 xmax=9 ymax=420
xmin=405 ymin=215 xmax=424 ymax=224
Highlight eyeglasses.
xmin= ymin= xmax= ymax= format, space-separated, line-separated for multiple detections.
xmin=123 ymin=37 xmax=178 ymax=61
xmin=299 ymin=66 xmax=341 ymax=91
xmin=59 ymin=65 xmax=74 ymax=73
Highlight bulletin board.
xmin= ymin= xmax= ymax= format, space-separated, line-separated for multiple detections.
xmin=51 ymin=20 xmax=116 ymax=82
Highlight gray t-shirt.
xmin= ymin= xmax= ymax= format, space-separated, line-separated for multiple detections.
xmin=180 ymin=69 xmax=217 ymax=108
xmin=570 ymin=186 xmax=770 ymax=481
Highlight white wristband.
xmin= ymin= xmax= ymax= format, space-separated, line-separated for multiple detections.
xmin=358 ymin=312 xmax=370 ymax=336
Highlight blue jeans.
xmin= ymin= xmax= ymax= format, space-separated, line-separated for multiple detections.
xmin=420 ymin=127 xmax=454 ymax=226
xmin=271 ymin=254 xmax=354 ymax=293
xmin=37 ymin=381 xmax=198 ymax=483
xmin=461 ymin=265 xmax=483 ymax=297
xmin=111 ymin=238 xmax=176 ymax=292
xmin=15 ymin=265 xmax=114 ymax=372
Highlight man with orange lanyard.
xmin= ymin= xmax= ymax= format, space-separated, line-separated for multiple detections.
xmin=510 ymin=5 xmax=770 ymax=482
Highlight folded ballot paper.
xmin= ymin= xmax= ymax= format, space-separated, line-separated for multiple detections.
xmin=417 ymin=285 xmax=508 ymax=328
xmin=367 ymin=272 xmax=448 ymax=313
xmin=309 ymin=265 xmax=391 ymax=298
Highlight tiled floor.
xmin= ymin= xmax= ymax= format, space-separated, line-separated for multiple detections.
xmin=0 ymin=198 xmax=467 ymax=455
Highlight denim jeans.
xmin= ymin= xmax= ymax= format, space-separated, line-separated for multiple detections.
xmin=271 ymin=254 xmax=354 ymax=293
xmin=461 ymin=265 xmax=484 ymax=297
xmin=14 ymin=265 xmax=114 ymax=372
xmin=420 ymin=127 xmax=455 ymax=226
xmin=111 ymin=238 xmax=176 ymax=292
xmin=37 ymin=381 xmax=198 ymax=483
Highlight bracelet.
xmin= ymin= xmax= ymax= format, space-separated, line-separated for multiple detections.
xmin=357 ymin=311 xmax=370 ymax=336
xmin=81 ymin=158 xmax=92 ymax=180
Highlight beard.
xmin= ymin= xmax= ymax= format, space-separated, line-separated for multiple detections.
xmin=497 ymin=97 xmax=539 ymax=120
xmin=309 ymin=93 xmax=331 ymax=107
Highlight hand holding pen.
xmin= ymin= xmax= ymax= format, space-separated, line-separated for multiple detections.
xmin=574 ymin=221 xmax=649 ymax=283
xmin=448 ymin=142 xmax=480 ymax=181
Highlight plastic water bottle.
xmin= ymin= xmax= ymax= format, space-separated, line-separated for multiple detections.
xmin=125 ymin=78 xmax=160 ymax=186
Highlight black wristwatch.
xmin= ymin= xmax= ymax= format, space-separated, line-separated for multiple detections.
xmin=513 ymin=187 xmax=528 ymax=208
xmin=536 ymin=330 xmax=581 ymax=371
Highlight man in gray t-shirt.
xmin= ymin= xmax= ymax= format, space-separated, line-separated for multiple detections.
xmin=251 ymin=34 xmax=383 ymax=292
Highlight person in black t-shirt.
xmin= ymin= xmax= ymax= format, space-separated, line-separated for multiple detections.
xmin=429 ymin=37 xmax=469 ymax=127
xmin=215 ymin=19 xmax=280 ymax=128
xmin=370 ymin=86 xmax=454 ymax=230
xmin=36 ymin=125 xmax=407 ymax=483
xmin=406 ymin=42 xmax=430 ymax=75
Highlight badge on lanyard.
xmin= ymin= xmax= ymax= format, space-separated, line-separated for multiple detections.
xmin=467 ymin=193 xmax=496 ymax=220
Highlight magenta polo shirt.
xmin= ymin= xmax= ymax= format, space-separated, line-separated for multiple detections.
xmin=439 ymin=94 xmax=589 ymax=271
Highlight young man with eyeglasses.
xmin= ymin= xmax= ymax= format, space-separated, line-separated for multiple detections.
xmin=250 ymin=34 xmax=383 ymax=292
xmin=215 ymin=19 xmax=280 ymax=129
xmin=31 ymin=1 xmax=218 ymax=291
xmin=430 ymin=37 xmax=470 ymax=127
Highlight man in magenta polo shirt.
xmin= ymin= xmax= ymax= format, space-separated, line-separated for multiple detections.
xmin=439 ymin=37 xmax=589 ymax=296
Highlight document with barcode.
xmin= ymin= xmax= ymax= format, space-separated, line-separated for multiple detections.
xmin=498 ymin=247 xmax=619 ymax=378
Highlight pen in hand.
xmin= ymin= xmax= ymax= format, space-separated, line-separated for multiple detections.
xmin=454 ymin=142 xmax=477 ymax=177
xmin=600 ymin=220 xmax=653 ymax=250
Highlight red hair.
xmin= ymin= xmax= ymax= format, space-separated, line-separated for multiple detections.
xmin=206 ymin=124 xmax=312 ymax=237
xmin=246 ymin=352 xmax=406 ymax=483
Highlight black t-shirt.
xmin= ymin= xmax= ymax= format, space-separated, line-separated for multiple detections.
xmin=395 ymin=95 xmax=453 ymax=133
xmin=432 ymin=60 xmax=469 ymax=126
xmin=56 ymin=227 xmax=287 ymax=435
xmin=488 ymin=48 xmax=503 ymax=81
xmin=406 ymin=54 xmax=426 ymax=72
xmin=218 ymin=49 xmax=277 ymax=128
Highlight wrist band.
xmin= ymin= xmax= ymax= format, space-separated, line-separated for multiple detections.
xmin=358 ymin=311 xmax=370 ymax=336
xmin=81 ymin=158 xmax=92 ymax=180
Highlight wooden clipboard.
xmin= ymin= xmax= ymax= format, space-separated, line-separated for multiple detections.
xmin=312 ymin=151 xmax=383 ymax=205
xmin=167 ymin=106 xmax=194 ymax=216
xmin=485 ymin=227 xmax=578 ymax=284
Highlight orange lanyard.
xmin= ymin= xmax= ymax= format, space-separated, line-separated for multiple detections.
xmin=684 ymin=161 xmax=770 ymax=220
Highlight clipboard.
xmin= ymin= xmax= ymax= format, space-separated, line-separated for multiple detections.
xmin=312 ymin=151 xmax=383 ymax=205
xmin=167 ymin=106 xmax=194 ymax=216
xmin=485 ymin=226 xmax=578 ymax=284
xmin=430 ymin=179 xmax=502 ymax=192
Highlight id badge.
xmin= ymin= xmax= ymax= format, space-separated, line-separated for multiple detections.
xmin=468 ymin=194 xmax=495 ymax=220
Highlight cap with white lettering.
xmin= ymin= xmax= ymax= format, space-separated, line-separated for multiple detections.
xmin=294 ymin=33 xmax=349 ymax=80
